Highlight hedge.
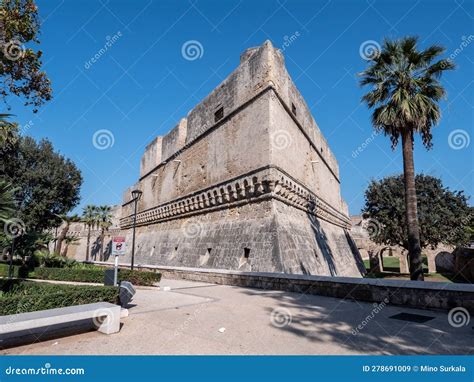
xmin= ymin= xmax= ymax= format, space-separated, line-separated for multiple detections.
xmin=33 ymin=267 xmax=161 ymax=286
xmin=0 ymin=280 xmax=119 ymax=316
xmin=0 ymin=263 xmax=29 ymax=278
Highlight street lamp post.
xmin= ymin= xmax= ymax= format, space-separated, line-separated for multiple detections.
xmin=8 ymin=237 xmax=15 ymax=279
xmin=130 ymin=189 xmax=142 ymax=271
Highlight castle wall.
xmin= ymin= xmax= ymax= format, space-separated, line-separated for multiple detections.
xmin=266 ymin=46 xmax=340 ymax=180
xmin=272 ymin=200 xmax=365 ymax=277
xmin=116 ymin=40 xmax=363 ymax=277
xmin=140 ymin=137 xmax=162 ymax=178
xmin=268 ymin=91 xmax=343 ymax=210
xmin=161 ymin=118 xmax=187 ymax=162
xmin=126 ymin=91 xmax=272 ymax=213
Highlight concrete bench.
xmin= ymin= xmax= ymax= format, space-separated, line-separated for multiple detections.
xmin=0 ymin=302 xmax=121 ymax=344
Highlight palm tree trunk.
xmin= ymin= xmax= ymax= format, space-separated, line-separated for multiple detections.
xmin=401 ymin=130 xmax=424 ymax=281
xmin=86 ymin=225 xmax=91 ymax=262
xmin=100 ymin=229 xmax=105 ymax=261
xmin=61 ymin=243 xmax=69 ymax=257
xmin=56 ymin=222 xmax=70 ymax=257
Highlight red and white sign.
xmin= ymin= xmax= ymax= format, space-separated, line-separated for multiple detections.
xmin=112 ymin=236 xmax=126 ymax=256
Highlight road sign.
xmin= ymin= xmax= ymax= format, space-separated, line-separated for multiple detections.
xmin=112 ymin=236 xmax=126 ymax=256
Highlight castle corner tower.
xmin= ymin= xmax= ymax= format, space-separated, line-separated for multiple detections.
xmin=120 ymin=40 xmax=365 ymax=277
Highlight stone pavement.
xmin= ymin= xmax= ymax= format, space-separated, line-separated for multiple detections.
xmin=3 ymin=278 xmax=473 ymax=355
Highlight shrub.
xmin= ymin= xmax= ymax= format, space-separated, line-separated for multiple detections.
xmin=0 ymin=263 xmax=29 ymax=278
xmin=33 ymin=267 xmax=161 ymax=286
xmin=118 ymin=269 xmax=162 ymax=285
xmin=71 ymin=262 xmax=101 ymax=270
xmin=0 ymin=280 xmax=119 ymax=315
xmin=33 ymin=252 xmax=69 ymax=268
xmin=34 ymin=267 xmax=104 ymax=283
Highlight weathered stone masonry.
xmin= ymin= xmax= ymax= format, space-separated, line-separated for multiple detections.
xmin=119 ymin=40 xmax=365 ymax=277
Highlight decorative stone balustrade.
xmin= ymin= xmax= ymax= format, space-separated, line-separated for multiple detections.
xmin=120 ymin=166 xmax=351 ymax=230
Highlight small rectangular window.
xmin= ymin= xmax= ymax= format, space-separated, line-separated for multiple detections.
xmin=244 ymin=248 xmax=250 ymax=259
xmin=291 ymin=103 xmax=297 ymax=116
xmin=214 ymin=107 xmax=224 ymax=122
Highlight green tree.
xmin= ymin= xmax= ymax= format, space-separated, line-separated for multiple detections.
xmin=1 ymin=136 xmax=82 ymax=231
xmin=0 ymin=179 xmax=16 ymax=221
xmin=82 ymin=205 xmax=98 ymax=262
xmin=363 ymin=174 xmax=471 ymax=251
xmin=97 ymin=205 xmax=112 ymax=261
xmin=359 ymin=37 xmax=454 ymax=280
xmin=0 ymin=0 xmax=52 ymax=112
xmin=0 ymin=114 xmax=19 ymax=151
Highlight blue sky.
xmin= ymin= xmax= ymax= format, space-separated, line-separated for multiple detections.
xmin=8 ymin=0 xmax=474 ymax=215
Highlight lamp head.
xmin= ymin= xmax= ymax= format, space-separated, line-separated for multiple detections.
xmin=131 ymin=189 xmax=143 ymax=201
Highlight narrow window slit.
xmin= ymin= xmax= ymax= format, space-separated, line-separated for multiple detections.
xmin=214 ymin=107 xmax=224 ymax=122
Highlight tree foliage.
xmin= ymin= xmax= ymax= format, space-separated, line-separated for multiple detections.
xmin=0 ymin=0 xmax=52 ymax=111
xmin=1 ymin=135 xmax=82 ymax=232
xmin=0 ymin=179 xmax=15 ymax=221
xmin=359 ymin=36 xmax=454 ymax=281
xmin=362 ymin=174 xmax=472 ymax=250
xmin=359 ymin=36 xmax=454 ymax=149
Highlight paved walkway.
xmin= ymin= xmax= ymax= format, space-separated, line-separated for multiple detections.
xmin=3 ymin=278 xmax=473 ymax=355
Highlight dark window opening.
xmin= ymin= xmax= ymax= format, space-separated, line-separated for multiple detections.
xmin=207 ymin=248 xmax=212 ymax=255
xmin=244 ymin=247 xmax=250 ymax=259
xmin=320 ymin=147 xmax=323 ymax=153
xmin=214 ymin=107 xmax=224 ymax=122
xmin=291 ymin=103 xmax=297 ymax=116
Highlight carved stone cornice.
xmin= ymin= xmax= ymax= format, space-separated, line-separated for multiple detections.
xmin=120 ymin=166 xmax=351 ymax=230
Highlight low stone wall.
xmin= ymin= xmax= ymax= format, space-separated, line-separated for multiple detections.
xmin=92 ymin=261 xmax=474 ymax=313
xmin=454 ymin=247 xmax=474 ymax=283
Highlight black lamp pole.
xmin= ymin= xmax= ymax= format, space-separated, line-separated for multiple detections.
xmin=130 ymin=189 xmax=142 ymax=271
xmin=8 ymin=237 xmax=15 ymax=279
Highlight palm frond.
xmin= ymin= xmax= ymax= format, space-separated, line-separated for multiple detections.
xmin=359 ymin=36 xmax=453 ymax=149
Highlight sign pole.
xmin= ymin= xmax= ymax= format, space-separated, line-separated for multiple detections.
xmin=111 ymin=236 xmax=126 ymax=286
xmin=113 ymin=254 xmax=119 ymax=286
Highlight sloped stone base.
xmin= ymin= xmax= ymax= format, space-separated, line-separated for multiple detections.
xmin=118 ymin=198 xmax=364 ymax=277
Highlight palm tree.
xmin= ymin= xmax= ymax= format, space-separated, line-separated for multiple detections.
xmin=82 ymin=205 xmax=98 ymax=262
xmin=359 ymin=36 xmax=454 ymax=280
xmin=55 ymin=214 xmax=80 ymax=256
xmin=61 ymin=234 xmax=80 ymax=257
xmin=0 ymin=180 xmax=16 ymax=222
xmin=97 ymin=205 xmax=113 ymax=261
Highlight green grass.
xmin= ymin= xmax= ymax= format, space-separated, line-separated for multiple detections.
xmin=363 ymin=255 xmax=456 ymax=283
xmin=363 ymin=255 xmax=429 ymax=273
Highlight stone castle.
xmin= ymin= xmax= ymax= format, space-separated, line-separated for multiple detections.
xmin=113 ymin=40 xmax=365 ymax=277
